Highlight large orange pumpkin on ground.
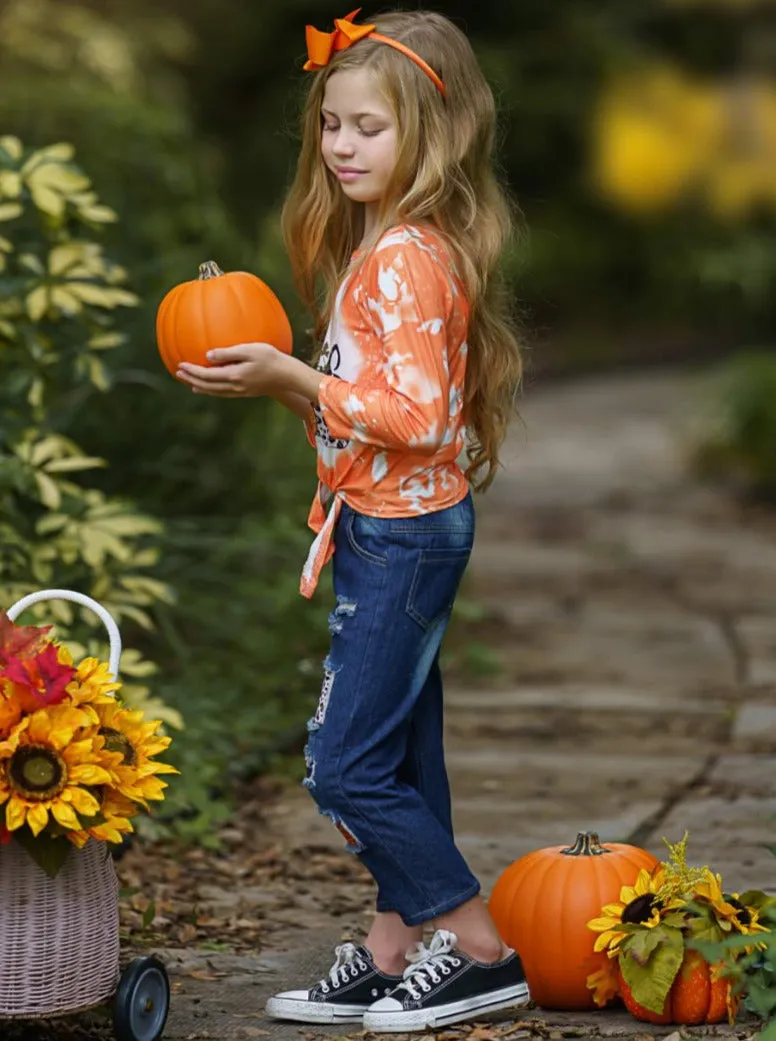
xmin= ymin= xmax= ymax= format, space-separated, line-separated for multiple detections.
xmin=489 ymin=832 xmax=658 ymax=1010
xmin=156 ymin=261 xmax=293 ymax=376
xmin=618 ymin=951 xmax=732 ymax=1025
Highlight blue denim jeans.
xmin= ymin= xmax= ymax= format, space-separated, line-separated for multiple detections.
xmin=302 ymin=493 xmax=481 ymax=926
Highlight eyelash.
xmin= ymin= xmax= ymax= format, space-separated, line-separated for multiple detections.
xmin=322 ymin=124 xmax=381 ymax=138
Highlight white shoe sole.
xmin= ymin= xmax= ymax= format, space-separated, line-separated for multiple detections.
xmin=265 ymin=995 xmax=366 ymax=1024
xmin=362 ymin=981 xmax=531 ymax=1032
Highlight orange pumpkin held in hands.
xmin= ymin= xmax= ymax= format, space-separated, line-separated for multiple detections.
xmin=155 ymin=261 xmax=293 ymax=376
xmin=489 ymin=832 xmax=658 ymax=1010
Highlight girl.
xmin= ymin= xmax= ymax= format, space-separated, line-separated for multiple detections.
xmin=176 ymin=8 xmax=529 ymax=1033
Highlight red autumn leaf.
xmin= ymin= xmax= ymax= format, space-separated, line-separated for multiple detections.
xmin=0 ymin=612 xmax=52 ymax=664
xmin=3 ymin=644 xmax=75 ymax=708
xmin=0 ymin=824 xmax=11 ymax=846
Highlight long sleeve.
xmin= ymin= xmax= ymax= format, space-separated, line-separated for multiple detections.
xmin=317 ymin=241 xmax=454 ymax=455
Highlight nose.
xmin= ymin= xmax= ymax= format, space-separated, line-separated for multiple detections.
xmin=331 ymin=128 xmax=356 ymax=158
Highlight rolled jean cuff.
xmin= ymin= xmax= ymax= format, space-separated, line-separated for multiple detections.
xmin=394 ymin=881 xmax=482 ymax=927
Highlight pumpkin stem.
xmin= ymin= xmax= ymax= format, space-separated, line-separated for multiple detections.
xmin=560 ymin=832 xmax=611 ymax=856
xmin=198 ymin=261 xmax=224 ymax=280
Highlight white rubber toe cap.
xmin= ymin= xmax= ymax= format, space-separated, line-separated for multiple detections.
xmin=270 ymin=990 xmax=312 ymax=1002
xmin=366 ymin=996 xmax=404 ymax=1013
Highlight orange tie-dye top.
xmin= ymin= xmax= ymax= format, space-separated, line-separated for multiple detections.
xmin=300 ymin=224 xmax=470 ymax=598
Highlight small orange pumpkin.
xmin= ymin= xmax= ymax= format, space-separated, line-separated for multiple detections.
xmin=618 ymin=950 xmax=732 ymax=1024
xmin=156 ymin=261 xmax=293 ymax=375
xmin=489 ymin=832 xmax=658 ymax=1010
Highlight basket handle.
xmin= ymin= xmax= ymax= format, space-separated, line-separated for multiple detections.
xmin=6 ymin=589 xmax=122 ymax=680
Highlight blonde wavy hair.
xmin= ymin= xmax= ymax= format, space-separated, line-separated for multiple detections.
xmin=281 ymin=10 xmax=523 ymax=490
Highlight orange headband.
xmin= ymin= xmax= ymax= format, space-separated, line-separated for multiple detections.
xmin=304 ymin=9 xmax=446 ymax=98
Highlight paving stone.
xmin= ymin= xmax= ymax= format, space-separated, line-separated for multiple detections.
xmin=707 ymin=754 xmax=776 ymax=797
xmin=489 ymin=602 xmax=737 ymax=689
xmin=737 ymin=616 xmax=776 ymax=684
xmin=732 ymin=703 xmax=776 ymax=742
xmin=445 ymin=684 xmax=730 ymax=715
xmin=445 ymin=748 xmax=706 ymax=793
xmin=488 ymin=373 xmax=695 ymax=510
xmin=649 ymin=796 xmax=776 ymax=894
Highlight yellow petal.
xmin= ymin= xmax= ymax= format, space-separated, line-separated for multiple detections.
xmin=139 ymin=761 xmax=178 ymax=776
xmin=51 ymin=800 xmax=81 ymax=830
xmin=90 ymin=817 xmax=133 ymax=843
xmin=593 ymin=931 xmax=619 ymax=953
xmin=64 ymin=787 xmax=100 ymax=818
xmin=68 ymin=764 xmax=113 ymax=786
xmin=633 ymin=868 xmax=653 ymax=894
xmin=57 ymin=646 xmax=75 ymax=666
xmin=600 ymin=902 xmax=625 ymax=917
xmin=27 ymin=802 xmax=49 ymax=837
xmin=5 ymin=797 xmax=26 ymax=831
xmin=588 ymin=916 xmax=620 ymax=932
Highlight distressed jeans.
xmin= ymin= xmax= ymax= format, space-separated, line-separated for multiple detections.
xmin=303 ymin=494 xmax=481 ymax=926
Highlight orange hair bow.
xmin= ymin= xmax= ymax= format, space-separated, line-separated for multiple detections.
xmin=303 ymin=8 xmax=446 ymax=97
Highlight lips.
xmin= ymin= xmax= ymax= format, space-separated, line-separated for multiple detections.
xmin=335 ymin=167 xmax=367 ymax=182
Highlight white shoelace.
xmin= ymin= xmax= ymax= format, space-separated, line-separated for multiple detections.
xmin=398 ymin=929 xmax=462 ymax=1000
xmin=318 ymin=943 xmax=369 ymax=994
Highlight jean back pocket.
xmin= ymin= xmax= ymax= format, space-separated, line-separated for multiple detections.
xmin=406 ymin=546 xmax=471 ymax=630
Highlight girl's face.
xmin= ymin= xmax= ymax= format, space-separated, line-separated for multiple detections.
xmin=321 ymin=68 xmax=398 ymax=222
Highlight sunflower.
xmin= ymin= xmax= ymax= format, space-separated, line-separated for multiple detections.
xmin=586 ymin=959 xmax=620 ymax=1008
xmin=693 ymin=871 xmax=770 ymax=936
xmin=94 ymin=701 xmax=178 ymax=808
xmin=67 ymin=789 xmax=138 ymax=848
xmin=60 ymin=651 xmax=121 ymax=720
xmin=588 ymin=865 xmax=667 ymax=955
xmin=0 ymin=703 xmax=117 ymax=837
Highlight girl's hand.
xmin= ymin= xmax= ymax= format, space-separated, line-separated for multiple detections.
xmin=176 ymin=342 xmax=282 ymax=397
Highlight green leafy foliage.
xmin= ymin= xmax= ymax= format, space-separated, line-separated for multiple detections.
xmin=0 ymin=136 xmax=178 ymax=724
xmin=620 ymin=924 xmax=685 ymax=1014
xmin=692 ymin=892 xmax=776 ymax=1031
xmin=694 ymin=352 xmax=776 ymax=498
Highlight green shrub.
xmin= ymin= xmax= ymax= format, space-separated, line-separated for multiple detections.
xmin=693 ymin=892 xmax=776 ymax=1039
xmin=694 ymin=351 xmax=776 ymax=499
xmin=0 ymin=135 xmax=180 ymax=728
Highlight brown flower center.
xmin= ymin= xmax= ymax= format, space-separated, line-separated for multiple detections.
xmin=622 ymin=893 xmax=659 ymax=923
xmin=99 ymin=726 xmax=136 ymax=766
xmin=725 ymin=895 xmax=752 ymax=925
xmin=8 ymin=746 xmax=67 ymax=801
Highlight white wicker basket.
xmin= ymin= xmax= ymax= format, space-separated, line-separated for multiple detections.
xmin=1 ymin=590 xmax=123 ymax=1018
xmin=0 ymin=838 xmax=120 ymax=1017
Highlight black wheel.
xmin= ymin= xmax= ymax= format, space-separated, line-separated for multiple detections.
xmin=113 ymin=956 xmax=170 ymax=1041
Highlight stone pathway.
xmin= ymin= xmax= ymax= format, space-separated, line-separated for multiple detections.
xmin=160 ymin=369 xmax=776 ymax=1039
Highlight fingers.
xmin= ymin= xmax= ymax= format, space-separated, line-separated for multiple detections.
xmin=176 ymin=363 xmax=245 ymax=395
xmin=180 ymin=376 xmax=242 ymax=396
xmin=206 ymin=344 xmax=263 ymax=365
xmin=176 ymin=362 xmax=211 ymax=379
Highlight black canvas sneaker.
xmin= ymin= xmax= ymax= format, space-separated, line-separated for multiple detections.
xmin=363 ymin=929 xmax=531 ymax=1032
xmin=265 ymin=942 xmax=404 ymax=1024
